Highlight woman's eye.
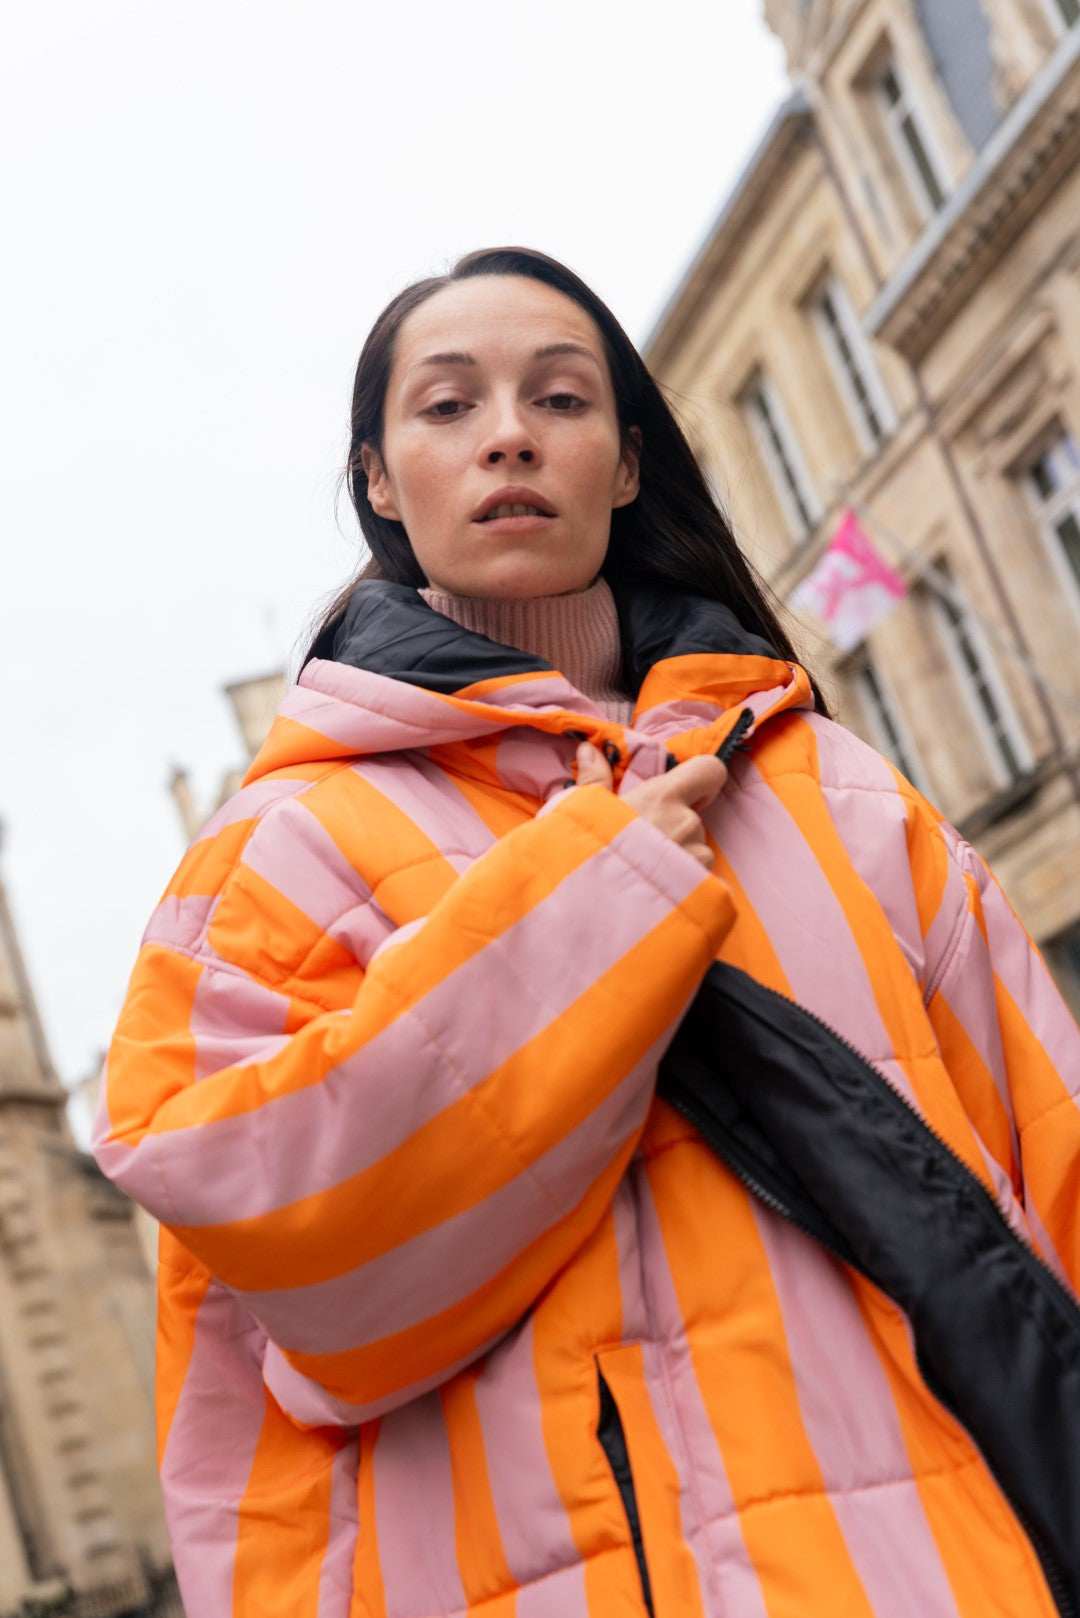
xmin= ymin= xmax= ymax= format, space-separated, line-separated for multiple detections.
xmin=541 ymin=393 xmax=585 ymax=411
xmin=425 ymin=399 xmax=469 ymax=418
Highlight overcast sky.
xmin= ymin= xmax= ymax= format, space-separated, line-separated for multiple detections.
xmin=1 ymin=1 xmax=789 ymax=1105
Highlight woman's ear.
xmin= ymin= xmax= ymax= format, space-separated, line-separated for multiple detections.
xmin=361 ymin=444 xmax=401 ymax=521
xmin=613 ymin=427 xmax=642 ymax=510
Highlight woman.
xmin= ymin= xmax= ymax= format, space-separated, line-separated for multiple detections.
xmin=94 ymin=248 xmax=1080 ymax=1618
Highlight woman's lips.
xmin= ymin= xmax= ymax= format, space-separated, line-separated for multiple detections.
xmin=472 ymin=510 xmax=555 ymax=534
xmin=471 ymin=487 xmax=557 ymax=522
xmin=479 ymin=502 xmax=548 ymax=521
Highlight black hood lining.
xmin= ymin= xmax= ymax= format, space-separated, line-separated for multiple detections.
xmin=328 ymin=580 xmax=780 ymax=698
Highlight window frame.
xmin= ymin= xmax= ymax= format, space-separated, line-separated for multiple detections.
xmin=1041 ymin=0 xmax=1080 ymax=35
xmin=741 ymin=371 xmax=823 ymax=542
xmin=1021 ymin=429 xmax=1080 ymax=626
xmin=811 ymin=274 xmax=898 ymax=455
xmin=1044 ymin=917 xmax=1080 ymax=1023
xmin=873 ymin=54 xmax=949 ymax=222
xmin=852 ymin=654 xmax=931 ymax=795
xmin=931 ymin=566 xmax=1034 ymax=790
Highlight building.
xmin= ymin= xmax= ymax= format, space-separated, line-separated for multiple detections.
xmin=0 ymin=676 xmax=289 ymax=1617
xmin=0 ymin=833 xmax=175 ymax=1615
xmin=645 ymin=0 xmax=1080 ymax=1013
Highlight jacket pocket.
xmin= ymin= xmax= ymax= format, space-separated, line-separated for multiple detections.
xmin=595 ymin=1359 xmax=656 ymax=1617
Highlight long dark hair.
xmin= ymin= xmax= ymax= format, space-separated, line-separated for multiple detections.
xmin=306 ymin=246 xmax=822 ymax=704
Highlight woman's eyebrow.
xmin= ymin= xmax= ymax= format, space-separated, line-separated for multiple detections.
xmin=533 ymin=342 xmax=602 ymax=368
xmin=411 ymin=351 xmax=476 ymax=372
xmin=409 ymin=342 xmax=601 ymax=375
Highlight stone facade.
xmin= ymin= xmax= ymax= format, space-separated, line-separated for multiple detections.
xmin=0 ymin=675 xmax=289 ymax=1616
xmin=0 ymin=838 xmax=172 ymax=1614
xmin=647 ymin=0 xmax=1080 ymax=1015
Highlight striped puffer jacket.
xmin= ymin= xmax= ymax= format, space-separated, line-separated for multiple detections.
xmin=94 ymin=582 xmax=1080 ymax=1618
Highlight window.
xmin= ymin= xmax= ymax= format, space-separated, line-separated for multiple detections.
xmin=933 ymin=565 xmax=1033 ymax=787
xmin=854 ymin=658 xmax=929 ymax=792
xmin=1024 ymin=430 xmax=1080 ymax=610
xmin=812 ymin=276 xmax=897 ymax=454
xmin=742 ymin=372 xmax=822 ymax=540
xmin=1044 ymin=918 xmax=1080 ymax=1023
xmin=874 ymin=56 xmax=947 ymax=218
xmin=1045 ymin=0 xmax=1080 ymax=32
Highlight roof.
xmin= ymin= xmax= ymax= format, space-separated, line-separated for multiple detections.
xmin=911 ymin=0 xmax=999 ymax=152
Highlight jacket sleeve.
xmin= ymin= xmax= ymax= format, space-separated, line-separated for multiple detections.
xmin=94 ymin=782 xmax=734 ymax=1422
xmin=917 ymin=804 xmax=1080 ymax=1293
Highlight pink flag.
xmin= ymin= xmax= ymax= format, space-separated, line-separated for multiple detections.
xmin=789 ymin=509 xmax=906 ymax=652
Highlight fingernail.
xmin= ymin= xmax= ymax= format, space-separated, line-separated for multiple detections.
xmin=578 ymin=741 xmax=599 ymax=762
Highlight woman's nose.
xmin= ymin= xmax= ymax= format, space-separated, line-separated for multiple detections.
xmin=487 ymin=447 xmax=534 ymax=464
xmin=478 ymin=402 xmax=540 ymax=466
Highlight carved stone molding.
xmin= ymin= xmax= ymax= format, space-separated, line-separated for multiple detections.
xmin=868 ymin=36 xmax=1080 ymax=360
xmin=0 ymin=1135 xmax=134 ymax=1593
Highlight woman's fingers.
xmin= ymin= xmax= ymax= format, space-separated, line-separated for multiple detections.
xmin=572 ymin=746 xmax=729 ymax=867
xmin=624 ymin=756 xmax=729 ymax=816
xmin=575 ymin=741 xmax=615 ymax=790
xmin=622 ymin=754 xmax=729 ymax=869
xmin=575 ymin=747 xmax=728 ymax=801
xmin=663 ymin=754 xmax=728 ymax=810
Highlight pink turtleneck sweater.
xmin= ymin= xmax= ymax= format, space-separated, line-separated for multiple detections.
xmin=419 ymin=577 xmax=635 ymax=725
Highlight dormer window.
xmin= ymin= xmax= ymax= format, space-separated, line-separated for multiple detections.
xmin=874 ymin=57 xmax=947 ymax=219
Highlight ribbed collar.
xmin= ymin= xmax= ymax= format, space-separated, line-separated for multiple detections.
xmin=418 ymin=577 xmax=635 ymax=723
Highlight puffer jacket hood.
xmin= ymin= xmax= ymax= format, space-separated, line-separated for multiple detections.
xmin=247 ymin=579 xmax=814 ymax=784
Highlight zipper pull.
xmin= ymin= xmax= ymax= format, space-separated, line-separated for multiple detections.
xmin=717 ymin=707 xmax=754 ymax=764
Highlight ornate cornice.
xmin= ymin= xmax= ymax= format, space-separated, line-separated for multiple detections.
xmin=867 ymin=27 xmax=1080 ymax=362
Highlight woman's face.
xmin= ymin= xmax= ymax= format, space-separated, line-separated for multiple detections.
xmin=362 ymin=276 xmax=640 ymax=598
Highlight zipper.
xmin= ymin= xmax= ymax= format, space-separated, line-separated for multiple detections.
xmin=665 ymin=706 xmax=754 ymax=773
xmin=661 ymin=1080 xmax=870 ymax=1283
xmin=668 ymin=1079 xmax=1075 ymax=1616
xmin=748 ymin=981 xmax=1080 ymax=1339
xmin=910 ymin=1338 xmax=1074 ymax=1618
xmin=595 ymin=1363 xmax=655 ymax=1617
xmin=662 ymin=975 xmax=1079 ymax=1618
xmin=716 ymin=707 xmax=754 ymax=764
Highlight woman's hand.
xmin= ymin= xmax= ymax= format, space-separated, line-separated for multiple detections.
xmin=575 ymin=742 xmax=727 ymax=870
